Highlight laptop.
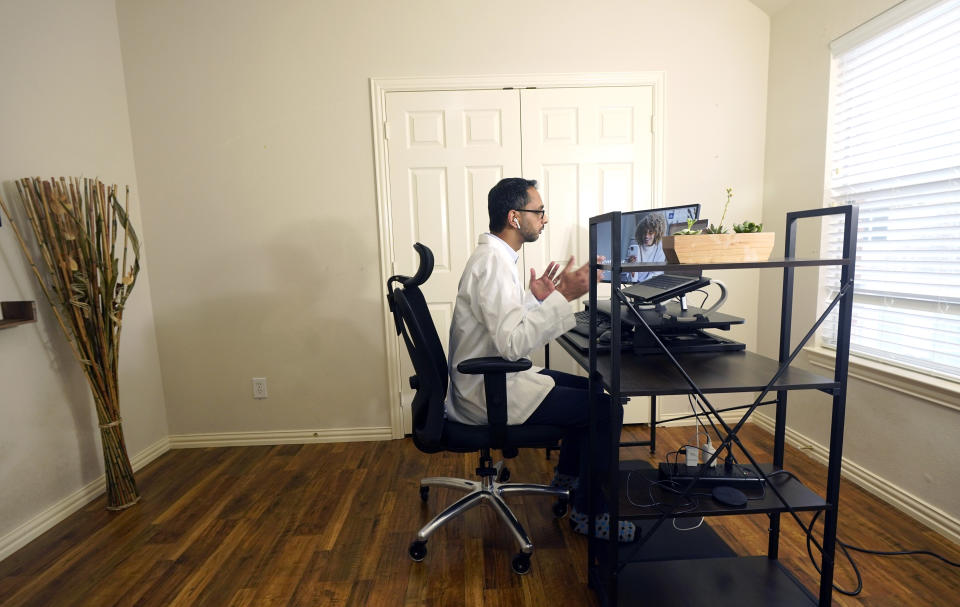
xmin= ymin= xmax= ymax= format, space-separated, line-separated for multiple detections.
xmin=597 ymin=203 xmax=701 ymax=285
xmin=621 ymin=274 xmax=712 ymax=304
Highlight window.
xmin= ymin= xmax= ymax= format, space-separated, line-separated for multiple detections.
xmin=822 ymin=0 xmax=960 ymax=380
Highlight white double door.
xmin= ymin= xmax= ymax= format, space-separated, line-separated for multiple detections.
xmin=386 ymin=86 xmax=654 ymax=432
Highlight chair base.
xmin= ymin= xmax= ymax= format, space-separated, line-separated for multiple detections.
xmin=412 ymin=459 xmax=569 ymax=573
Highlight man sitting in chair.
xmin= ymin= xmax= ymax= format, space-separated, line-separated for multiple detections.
xmin=445 ymin=177 xmax=635 ymax=542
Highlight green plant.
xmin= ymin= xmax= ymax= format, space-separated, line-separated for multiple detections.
xmin=733 ymin=221 xmax=763 ymax=233
xmin=704 ymin=187 xmax=733 ymax=234
xmin=674 ymin=217 xmax=702 ymax=235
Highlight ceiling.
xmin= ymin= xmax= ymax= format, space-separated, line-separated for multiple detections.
xmin=748 ymin=0 xmax=795 ymax=16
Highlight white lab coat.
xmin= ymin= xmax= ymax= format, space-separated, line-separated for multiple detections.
xmin=445 ymin=233 xmax=576 ymax=425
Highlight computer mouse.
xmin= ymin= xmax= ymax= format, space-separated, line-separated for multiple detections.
xmin=712 ymin=486 xmax=747 ymax=507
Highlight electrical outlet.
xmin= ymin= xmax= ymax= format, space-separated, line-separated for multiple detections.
xmin=252 ymin=377 xmax=268 ymax=399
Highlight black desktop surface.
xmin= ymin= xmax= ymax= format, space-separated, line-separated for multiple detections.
xmin=564 ymin=300 xmax=747 ymax=354
xmin=555 ymin=337 xmax=838 ymax=396
xmin=619 ymin=461 xmax=827 ymax=518
xmin=562 ymin=328 xmax=744 ymax=355
xmin=617 ymin=557 xmax=817 ymax=606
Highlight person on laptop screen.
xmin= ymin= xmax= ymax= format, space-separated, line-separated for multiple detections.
xmin=596 ymin=204 xmax=698 ymax=284
xmin=625 ymin=212 xmax=666 ymax=283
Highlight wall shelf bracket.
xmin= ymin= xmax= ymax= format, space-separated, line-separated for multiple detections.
xmin=0 ymin=301 xmax=37 ymax=329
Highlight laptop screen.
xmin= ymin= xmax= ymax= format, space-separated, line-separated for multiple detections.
xmin=597 ymin=204 xmax=700 ymax=283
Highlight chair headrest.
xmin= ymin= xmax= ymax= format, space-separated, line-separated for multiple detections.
xmin=402 ymin=242 xmax=434 ymax=288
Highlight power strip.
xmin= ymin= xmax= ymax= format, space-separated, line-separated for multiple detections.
xmin=658 ymin=461 xmax=766 ymax=490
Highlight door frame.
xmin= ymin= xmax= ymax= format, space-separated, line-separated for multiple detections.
xmin=371 ymin=72 xmax=665 ymax=438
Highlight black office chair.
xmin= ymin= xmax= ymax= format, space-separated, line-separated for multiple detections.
xmin=386 ymin=243 xmax=569 ymax=575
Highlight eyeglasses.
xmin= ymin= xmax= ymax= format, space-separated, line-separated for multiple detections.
xmin=516 ymin=208 xmax=546 ymax=219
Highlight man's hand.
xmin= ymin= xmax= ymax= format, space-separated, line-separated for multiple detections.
xmin=555 ymin=256 xmax=592 ymax=301
xmin=529 ymin=261 xmax=561 ymax=302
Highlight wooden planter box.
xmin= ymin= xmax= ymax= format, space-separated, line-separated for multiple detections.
xmin=661 ymin=232 xmax=776 ymax=263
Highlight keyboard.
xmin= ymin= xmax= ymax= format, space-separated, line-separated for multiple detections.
xmin=572 ymin=310 xmax=609 ymax=337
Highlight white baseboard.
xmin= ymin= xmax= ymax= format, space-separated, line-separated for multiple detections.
xmin=0 ymin=435 xmax=171 ymax=562
xmin=167 ymin=426 xmax=394 ymax=448
xmin=753 ymin=413 xmax=960 ymax=546
xmin=131 ymin=435 xmax=171 ymax=469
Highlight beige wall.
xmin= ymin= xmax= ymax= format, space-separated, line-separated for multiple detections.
xmin=114 ymin=0 xmax=771 ymax=436
xmin=759 ymin=0 xmax=960 ymax=521
xmin=0 ymin=0 xmax=168 ymax=549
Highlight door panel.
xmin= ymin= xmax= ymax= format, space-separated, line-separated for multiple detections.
xmin=386 ymin=89 xmax=522 ymax=432
xmin=520 ymin=87 xmax=655 ymax=423
xmin=385 ymin=86 xmax=657 ymax=430
xmin=520 ymin=86 xmax=654 ymax=279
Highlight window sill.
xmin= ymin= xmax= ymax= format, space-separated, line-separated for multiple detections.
xmin=804 ymin=346 xmax=960 ymax=414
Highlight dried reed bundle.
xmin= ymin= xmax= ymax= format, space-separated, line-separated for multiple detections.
xmin=0 ymin=177 xmax=141 ymax=510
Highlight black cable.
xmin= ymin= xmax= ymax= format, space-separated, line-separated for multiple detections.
xmin=648 ymin=478 xmax=712 ymax=500
xmin=841 ymin=543 xmax=960 ymax=566
xmin=764 ymin=469 xmax=960 ymax=596
xmin=665 ymin=448 xmax=680 ymax=467
xmin=803 ymin=509 xmax=960 ymax=589
xmin=624 ymin=469 xmax=702 ymax=509
xmin=686 ymin=288 xmax=710 ymax=308
xmin=629 ymin=464 xmax=959 ymax=595
xmin=803 ymin=509 xmax=865 ymax=596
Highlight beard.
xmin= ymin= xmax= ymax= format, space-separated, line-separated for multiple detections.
xmin=521 ymin=225 xmax=542 ymax=243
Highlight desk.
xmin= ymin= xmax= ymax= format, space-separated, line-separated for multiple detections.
xmin=557 ymin=335 xmax=838 ymax=396
xmin=555 ymin=334 xmax=839 ymax=456
xmin=557 ymin=333 xmax=834 ymax=606
xmin=576 ymin=206 xmax=857 ymax=607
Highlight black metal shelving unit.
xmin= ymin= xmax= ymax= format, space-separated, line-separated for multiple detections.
xmin=565 ymin=205 xmax=857 ymax=607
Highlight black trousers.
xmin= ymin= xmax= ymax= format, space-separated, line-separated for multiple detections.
xmin=525 ymin=369 xmax=623 ymax=510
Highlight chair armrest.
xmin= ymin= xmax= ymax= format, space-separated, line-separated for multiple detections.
xmin=457 ymin=357 xmax=531 ymax=453
xmin=457 ymin=357 xmax=532 ymax=375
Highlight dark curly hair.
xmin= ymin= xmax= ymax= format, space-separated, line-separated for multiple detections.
xmin=635 ymin=212 xmax=666 ymax=245
xmin=488 ymin=178 xmax=538 ymax=232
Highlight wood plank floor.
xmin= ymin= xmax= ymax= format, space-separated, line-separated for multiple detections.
xmin=1 ymin=424 xmax=958 ymax=606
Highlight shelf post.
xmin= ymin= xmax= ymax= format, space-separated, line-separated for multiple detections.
xmin=818 ymin=204 xmax=857 ymax=606
xmin=768 ymin=212 xmax=799 ymax=559
xmin=606 ymin=212 xmax=623 ymax=605
xmin=587 ymin=212 xmax=625 ymax=606
xmin=587 ymin=218 xmax=599 ymax=582
xmin=649 ymin=394 xmax=657 ymax=453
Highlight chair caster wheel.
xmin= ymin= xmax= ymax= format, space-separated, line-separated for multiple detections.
xmin=552 ymin=498 xmax=568 ymax=518
xmin=409 ymin=541 xmax=427 ymax=562
xmin=497 ymin=466 xmax=510 ymax=483
xmin=419 ymin=486 xmax=429 ymax=502
xmin=511 ymin=552 xmax=531 ymax=575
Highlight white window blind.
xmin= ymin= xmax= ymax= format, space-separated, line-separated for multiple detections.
xmin=823 ymin=0 xmax=960 ymax=380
